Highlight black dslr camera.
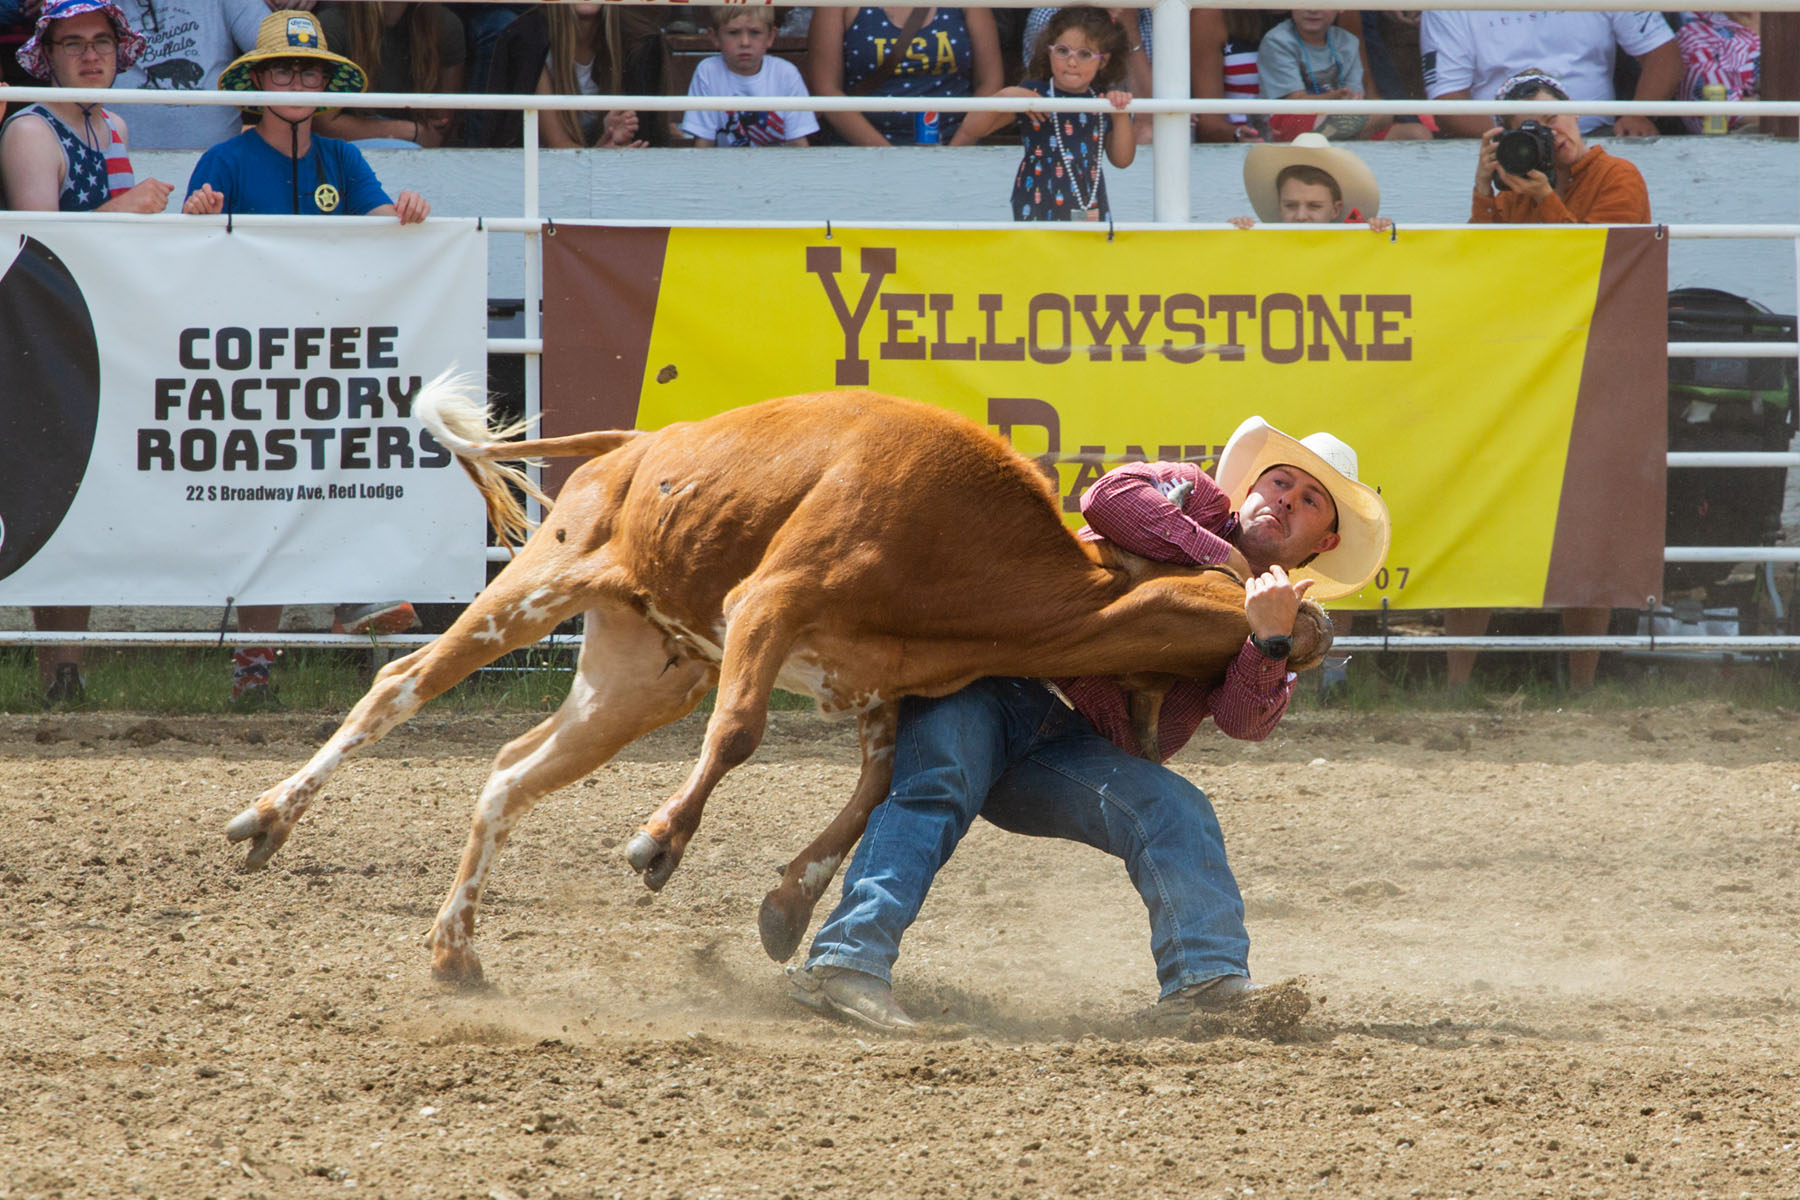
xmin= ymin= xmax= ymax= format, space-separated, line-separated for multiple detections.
xmin=1493 ymin=120 xmax=1556 ymax=188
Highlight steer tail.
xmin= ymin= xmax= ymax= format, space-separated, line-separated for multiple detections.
xmin=415 ymin=370 xmax=644 ymax=549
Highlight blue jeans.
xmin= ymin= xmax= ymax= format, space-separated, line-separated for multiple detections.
xmin=806 ymin=678 xmax=1250 ymax=999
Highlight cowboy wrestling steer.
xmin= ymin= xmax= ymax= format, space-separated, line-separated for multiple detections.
xmin=225 ymin=380 xmax=1330 ymax=983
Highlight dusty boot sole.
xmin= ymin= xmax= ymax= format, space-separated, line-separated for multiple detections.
xmin=1148 ymin=977 xmax=1314 ymax=1041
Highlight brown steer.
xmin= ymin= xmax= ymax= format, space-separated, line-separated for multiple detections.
xmin=225 ymin=379 xmax=1329 ymax=983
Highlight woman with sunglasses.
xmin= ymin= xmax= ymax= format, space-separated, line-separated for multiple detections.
xmin=950 ymin=5 xmax=1135 ymax=221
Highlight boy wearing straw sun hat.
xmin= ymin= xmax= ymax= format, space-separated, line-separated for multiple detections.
xmin=180 ymin=10 xmax=428 ymax=223
xmin=179 ymin=9 xmax=429 ymax=709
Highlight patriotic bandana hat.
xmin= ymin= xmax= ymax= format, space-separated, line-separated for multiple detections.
xmin=16 ymin=0 xmax=146 ymax=81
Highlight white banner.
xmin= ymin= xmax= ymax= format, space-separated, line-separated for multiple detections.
xmin=0 ymin=219 xmax=487 ymax=605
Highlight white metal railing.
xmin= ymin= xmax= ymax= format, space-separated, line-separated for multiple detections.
xmin=5 ymin=11 xmax=1799 ymax=657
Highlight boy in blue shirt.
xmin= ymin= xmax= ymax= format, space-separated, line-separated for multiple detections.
xmin=180 ymin=9 xmax=427 ymax=707
xmin=182 ymin=10 xmax=428 ymax=222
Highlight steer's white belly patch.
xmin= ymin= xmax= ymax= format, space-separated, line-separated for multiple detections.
xmin=641 ymin=601 xmax=877 ymax=716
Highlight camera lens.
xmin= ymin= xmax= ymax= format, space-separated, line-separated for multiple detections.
xmin=1494 ymin=129 xmax=1539 ymax=176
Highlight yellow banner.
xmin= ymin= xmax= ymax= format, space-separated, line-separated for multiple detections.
xmin=544 ymin=226 xmax=1667 ymax=610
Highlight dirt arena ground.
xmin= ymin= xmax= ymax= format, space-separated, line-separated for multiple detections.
xmin=3 ymin=701 xmax=1797 ymax=1200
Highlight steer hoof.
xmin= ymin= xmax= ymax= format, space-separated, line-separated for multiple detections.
xmin=757 ymin=883 xmax=816 ymax=962
xmin=623 ymin=832 xmax=677 ymax=892
xmin=224 ymin=805 xmax=287 ymax=869
xmin=429 ymin=944 xmax=487 ymax=989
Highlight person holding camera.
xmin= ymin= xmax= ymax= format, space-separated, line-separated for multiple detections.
xmin=1448 ymin=68 xmax=1648 ymax=694
xmin=1470 ymin=69 xmax=1649 ymax=225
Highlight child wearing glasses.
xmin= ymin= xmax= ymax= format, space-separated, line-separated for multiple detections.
xmin=180 ymin=9 xmax=429 ymax=709
xmin=182 ymin=11 xmax=430 ymax=223
xmin=950 ymin=5 xmax=1134 ymax=222
xmin=0 ymin=0 xmax=173 ymax=213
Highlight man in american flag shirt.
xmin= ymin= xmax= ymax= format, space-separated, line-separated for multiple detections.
xmin=791 ymin=416 xmax=1391 ymax=1033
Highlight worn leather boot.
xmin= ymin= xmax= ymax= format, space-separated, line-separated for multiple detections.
xmin=788 ymin=964 xmax=921 ymax=1034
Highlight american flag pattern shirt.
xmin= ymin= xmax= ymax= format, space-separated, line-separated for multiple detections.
xmin=680 ymin=54 xmax=821 ymax=147
xmin=3 ymin=104 xmax=135 ymax=211
xmin=1051 ymin=461 xmax=1294 ymax=760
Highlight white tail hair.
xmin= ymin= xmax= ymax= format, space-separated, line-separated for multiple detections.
xmin=415 ymin=369 xmax=553 ymax=548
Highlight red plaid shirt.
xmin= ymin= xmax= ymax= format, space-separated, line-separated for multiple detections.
xmin=1051 ymin=461 xmax=1293 ymax=760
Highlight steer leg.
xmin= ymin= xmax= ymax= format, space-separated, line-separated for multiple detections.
xmin=623 ymin=595 xmax=799 ymax=890
xmin=225 ymin=548 xmax=603 ymax=869
xmin=757 ymin=702 xmax=898 ymax=961
xmin=431 ymin=602 xmax=714 ymax=984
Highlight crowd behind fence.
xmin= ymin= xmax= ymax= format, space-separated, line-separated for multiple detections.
xmin=3 ymin=0 xmax=1799 ymax=667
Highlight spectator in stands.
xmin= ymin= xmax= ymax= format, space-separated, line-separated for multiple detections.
xmin=680 ymin=5 xmax=817 ymax=148
xmin=1676 ymin=11 xmax=1759 ymax=134
xmin=533 ymin=2 xmax=646 ymax=148
xmin=1189 ymin=7 xmax=1281 ymax=143
xmin=2 ymin=0 xmax=174 ymax=705
xmin=805 ymin=6 xmax=1002 ymax=146
xmin=1421 ymin=9 xmax=1678 ymax=138
xmin=950 ymin=5 xmax=1133 ymax=221
xmin=1445 ymin=68 xmax=1652 ymax=693
xmin=180 ymin=8 xmax=426 ymax=708
xmin=453 ymin=2 xmax=524 ymax=95
xmin=1021 ymin=6 xmax=1149 ymax=143
xmin=473 ymin=3 xmax=624 ymax=148
xmin=314 ymin=2 xmax=465 ymax=147
xmin=109 ymin=0 xmax=265 ymax=149
xmin=1 ymin=0 xmax=170 ymax=211
xmin=1258 ymin=9 xmax=1385 ymax=141
xmin=1227 ymin=131 xmax=1391 ymax=229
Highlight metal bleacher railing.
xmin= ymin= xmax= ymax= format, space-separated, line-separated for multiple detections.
xmin=3 ymin=0 xmax=1799 ymax=662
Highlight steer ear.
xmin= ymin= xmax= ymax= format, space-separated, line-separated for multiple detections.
xmin=1286 ymin=600 xmax=1335 ymax=672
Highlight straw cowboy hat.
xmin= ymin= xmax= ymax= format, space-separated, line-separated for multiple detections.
xmin=217 ymin=10 xmax=367 ymax=111
xmin=1242 ymin=132 xmax=1381 ymax=222
xmin=1214 ymin=415 xmax=1391 ymax=600
xmin=16 ymin=0 xmax=145 ymax=81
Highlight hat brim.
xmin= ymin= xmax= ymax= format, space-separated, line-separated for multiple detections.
xmin=1214 ymin=417 xmax=1391 ymax=601
xmin=17 ymin=1 xmax=146 ymax=81
xmin=1242 ymin=134 xmax=1381 ymax=222
xmin=218 ymin=49 xmax=367 ymax=116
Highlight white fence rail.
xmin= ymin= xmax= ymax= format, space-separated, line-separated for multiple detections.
xmin=4 ymin=13 xmax=1798 ymax=657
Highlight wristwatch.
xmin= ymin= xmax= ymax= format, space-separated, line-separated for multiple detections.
xmin=1249 ymin=633 xmax=1292 ymax=660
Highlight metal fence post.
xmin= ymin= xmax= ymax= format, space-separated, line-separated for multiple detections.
xmin=1151 ymin=0 xmax=1191 ymax=223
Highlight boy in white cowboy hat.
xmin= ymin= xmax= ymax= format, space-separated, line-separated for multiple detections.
xmin=1229 ymin=130 xmax=1392 ymax=232
xmin=179 ymin=9 xmax=427 ymax=708
xmin=788 ymin=418 xmax=1390 ymax=1034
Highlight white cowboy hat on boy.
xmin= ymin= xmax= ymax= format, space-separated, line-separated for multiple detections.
xmin=1214 ymin=415 xmax=1391 ymax=600
xmin=1242 ymin=131 xmax=1381 ymax=223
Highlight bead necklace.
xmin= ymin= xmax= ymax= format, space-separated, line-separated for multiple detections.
xmin=1047 ymin=84 xmax=1102 ymax=213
